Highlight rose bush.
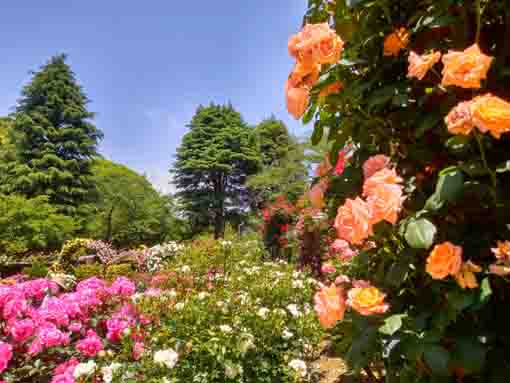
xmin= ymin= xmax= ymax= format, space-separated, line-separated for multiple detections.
xmin=288 ymin=0 xmax=510 ymax=381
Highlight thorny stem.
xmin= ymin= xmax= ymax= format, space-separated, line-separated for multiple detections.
xmin=475 ymin=131 xmax=497 ymax=191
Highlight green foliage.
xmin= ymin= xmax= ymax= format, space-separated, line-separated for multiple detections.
xmin=173 ymin=104 xmax=260 ymax=238
xmin=87 ymin=159 xmax=181 ymax=247
xmin=0 ymin=194 xmax=76 ymax=256
xmin=247 ymin=117 xmax=308 ymax=205
xmin=22 ymin=257 xmax=50 ymax=278
xmin=105 ymin=263 xmax=133 ymax=280
xmin=0 ymin=54 xmax=102 ymax=217
xmin=59 ymin=237 xmax=92 ymax=264
xmin=72 ymin=263 xmax=104 ymax=280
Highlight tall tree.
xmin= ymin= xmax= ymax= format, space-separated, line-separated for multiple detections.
xmin=173 ymin=104 xmax=259 ymax=238
xmin=1 ymin=54 xmax=103 ymax=216
xmin=87 ymin=159 xmax=181 ymax=246
xmin=247 ymin=118 xmax=308 ymax=205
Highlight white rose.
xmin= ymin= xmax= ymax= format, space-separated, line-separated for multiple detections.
xmin=282 ymin=329 xmax=293 ymax=339
xmin=288 ymin=359 xmax=307 ymax=377
xmin=287 ymin=304 xmax=300 ymax=317
xmin=101 ymin=362 xmax=122 ymax=383
xmin=257 ymin=307 xmax=270 ymax=319
xmin=153 ymin=348 xmax=179 ymax=369
xmin=219 ymin=324 xmax=233 ymax=333
xmin=225 ymin=362 xmax=243 ymax=379
xmin=73 ymin=360 xmax=96 ymax=379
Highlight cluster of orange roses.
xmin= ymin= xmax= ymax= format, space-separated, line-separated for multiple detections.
xmin=426 ymin=242 xmax=482 ymax=289
xmin=285 ymin=23 xmax=344 ymax=119
xmin=425 ymin=240 xmax=510 ymax=288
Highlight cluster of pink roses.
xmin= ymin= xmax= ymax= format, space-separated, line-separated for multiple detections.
xmin=0 ymin=275 xmax=147 ymax=382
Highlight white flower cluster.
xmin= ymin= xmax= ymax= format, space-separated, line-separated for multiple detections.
xmin=147 ymin=241 xmax=185 ymax=272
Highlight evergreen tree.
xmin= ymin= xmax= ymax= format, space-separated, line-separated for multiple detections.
xmin=247 ymin=118 xmax=308 ymax=205
xmin=1 ymin=54 xmax=103 ymax=216
xmin=173 ymin=104 xmax=259 ymax=238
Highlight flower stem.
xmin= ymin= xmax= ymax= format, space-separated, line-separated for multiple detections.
xmin=475 ymin=131 xmax=497 ymax=189
xmin=475 ymin=0 xmax=482 ymax=43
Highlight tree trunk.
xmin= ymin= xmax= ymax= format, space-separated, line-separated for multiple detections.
xmin=213 ymin=173 xmax=226 ymax=239
xmin=106 ymin=205 xmax=115 ymax=242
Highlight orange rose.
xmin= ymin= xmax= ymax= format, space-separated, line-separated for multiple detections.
xmin=285 ymin=82 xmax=309 ymax=119
xmin=318 ymin=81 xmax=343 ymax=99
xmin=363 ymin=155 xmax=390 ymax=179
xmin=407 ymin=51 xmax=441 ymax=80
xmin=314 ymin=284 xmax=346 ymax=328
xmin=347 ymin=286 xmax=389 ymax=316
xmin=363 ymin=168 xmax=403 ymax=198
xmin=491 ymin=240 xmax=510 ymax=262
xmin=290 ymin=23 xmax=344 ymax=66
xmin=366 ymin=184 xmax=405 ymax=225
xmin=334 ymin=197 xmax=373 ymax=245
xmin=471 ymin=94 xmax=510 ymax=139
xmin=441 ymin=44 xmax=493 ymax=89
xmin=445 ymin=101 xmax=475 ymax=136
xmin=309 ymin=178 xmax=329 ymax=209
xmin=426 ymin=242 xmax=463 ymax=280
xmin=454 ymin=261 xmax=482 ymax=289
xmin=383 ymin=27 xmax=409 ymax=56
xmin=315 ymin=154 xmax=333 ymax=177
xmin=289 ymin=61 xmax=320 ymax=87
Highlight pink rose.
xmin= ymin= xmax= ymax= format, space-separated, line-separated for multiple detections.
xmin=334 ymin=198 xmax=373 ymax=245
xmin=110 ymin=277 xmax=136 ymax=297
xmin=321 ymin=263 xmax=336 ymax=274
xmin=9 ymin=318 xmax=35 ymax=343
xmin=363 ymin=155 xmax=390 ymax=180
xmin=133 ymin=341 xmax=145 ymax=360
xmin=106 ymin=318 xmax=129 ymax=343
xmin=0 ymin=341 xmax=13 ymax=373
xmin=76 ymin=330 xmax=103 ymax=357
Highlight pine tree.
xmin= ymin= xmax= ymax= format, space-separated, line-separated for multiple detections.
xmin=2 ymin=54 xmax=103 ymax=216
xmin=173 ymin=104 xmax=260 ymax=238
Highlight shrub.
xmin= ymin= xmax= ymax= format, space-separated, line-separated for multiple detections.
xmin=72 ymin=263 xmax=104 ymax=280
xmin=105 ymin=263 xmax=133 ymax=281
xmin=0 ymin=194 xmax=76 ymax=256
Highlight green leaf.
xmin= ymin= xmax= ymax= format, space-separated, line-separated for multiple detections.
xmin=302 ymin=104 xmax=317 ymax=125
xmin=379 ymin=314 xmax=406 ymax=335
xmin=424 ymin=168 xmax=464 ymax=211
xmin=479 ymin=277 xmax=492 ymax=304
xmin=311 ymin=122 xmax=324 ymax=145
xmin=496 ymin=160 xmax=510 ymax=173
xmin=424 ymin=345 xmax=450 ymax=376
xmin=460 ymin=161 xmax=487 ymax=177
xmin=404 ymin=218 xmax=437 ymax=249
xmin=416 ymin=114 xmax=441 ymax=138
xmin=445 ymin=135 xmax=472 ymax=154
xmin=367 ymin=86 xmax=395 ymax=112
xmin=451 ymin=338 xmax=486 ymax=374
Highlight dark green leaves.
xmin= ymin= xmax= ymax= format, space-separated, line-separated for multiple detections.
xmin=311 ymin=122 xmax=324 ymax=145
xmin=424 ymin=168 xmax=464 ymax=211
xmin=404 ymin=218 xmax=437 ymax=249
xmin=424 ymin=345 xmax=450 ymax=376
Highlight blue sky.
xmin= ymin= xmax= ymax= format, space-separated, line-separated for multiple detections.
xmin=0 ymin=1 xmax=309 ymax=193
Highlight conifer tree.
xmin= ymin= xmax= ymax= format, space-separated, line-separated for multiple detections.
xmin=173 ymin=104 xmax=259 ymax=238
xmin=1 ymin=54 xmax=103 ymax=216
